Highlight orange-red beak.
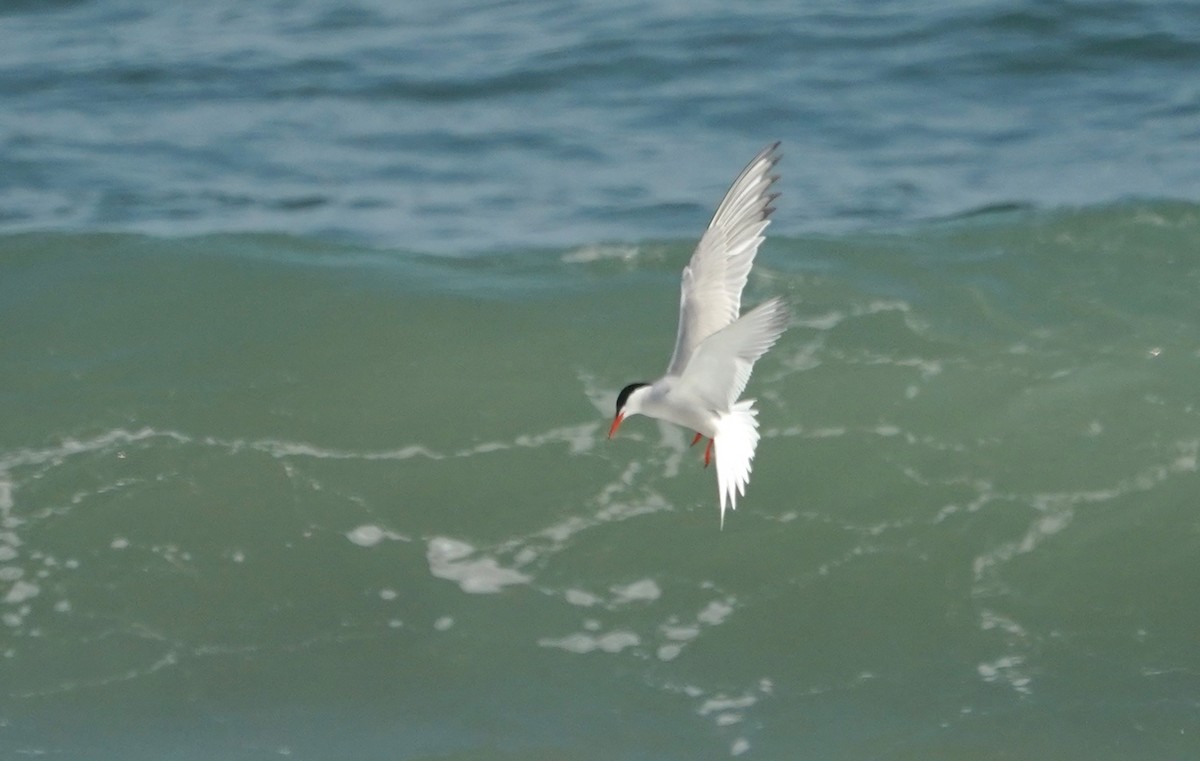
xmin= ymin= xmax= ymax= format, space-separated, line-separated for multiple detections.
xmin=608 ymin=412 xmax=624 ymax=439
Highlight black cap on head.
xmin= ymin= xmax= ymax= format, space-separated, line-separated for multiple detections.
xmin=615 ymin=382 xmax=649 ymax=414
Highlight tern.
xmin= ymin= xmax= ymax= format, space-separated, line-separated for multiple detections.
xmin=608 ymin=142 xmax=789 ymax=527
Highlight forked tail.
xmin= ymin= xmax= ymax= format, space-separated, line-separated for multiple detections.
xmin=714 ymin=400 xmax=761 ymax=528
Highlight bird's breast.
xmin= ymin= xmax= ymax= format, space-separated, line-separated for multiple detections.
xmin=642 ymin=382 xmax=719 ymax=437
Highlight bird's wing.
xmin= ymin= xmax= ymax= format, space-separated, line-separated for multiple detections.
xmin=675 ymin=296 xmax=790 ymax=411
xmin=666 ymin=142 xmax=781 ymax=377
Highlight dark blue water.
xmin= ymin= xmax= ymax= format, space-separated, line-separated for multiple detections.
xmin=2 ymin=0 xmax=1198 ymax=251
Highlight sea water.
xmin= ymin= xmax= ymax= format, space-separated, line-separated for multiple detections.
xmin=3 ymin=2 xmax=1200 ymax=759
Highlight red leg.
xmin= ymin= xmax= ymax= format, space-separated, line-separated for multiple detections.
xmin=690 ymin=432 xmax=703 ymax=447
xmin=703 ymin=438 xmax=714 ymax=468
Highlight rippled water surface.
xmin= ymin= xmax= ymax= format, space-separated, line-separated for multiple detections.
xmin=3 ymin=1 xmax=1200 ymax=759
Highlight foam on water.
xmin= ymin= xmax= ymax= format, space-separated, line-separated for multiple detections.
xmin=425 ymin=537 xmax=531 ymax=595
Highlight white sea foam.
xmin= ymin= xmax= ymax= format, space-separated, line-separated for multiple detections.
xmin=611 ymin=578 xmax=661 ymax=604
xmin=0 ymin=428 xmax=180 ymax=473
xmin=4 ymin=580 xmax=39 ymax=604
xmin=564 ymin=588 xmax=601 ymax=607
xmin=698 ymin=693 xmax=758 ymax=716
xmin=657 ymin=644 xmax=683 ymax=661
xmin=979 ymin=609 xmax=1027 ymax=638
xmin=697 ymin=598 xmax=734 ymax=626
xmin=661 ymin=623 xmax=700 ymax=641
xmin=560 ymin=244 xmax=640 ymax=263
xmin=426 ymin=537 xmax=530 ymax=594
xmin=650 ymin=596 xmax=738 ymax=662
xmin=345 ymin=524 xmax=408 ymax=547
xmin=976 ymin=655 xmax=1032 ymax=694
xmin=0 ymin=422 xmax=600 ymax=477
xmin=229 ymin=437 xmax=441 ymax=461
xmin=537 ymin=629 xmax=640 ymax=654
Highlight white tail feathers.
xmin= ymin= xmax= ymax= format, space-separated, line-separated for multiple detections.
xmin=714 ymin=399 xmax=761 ymax=528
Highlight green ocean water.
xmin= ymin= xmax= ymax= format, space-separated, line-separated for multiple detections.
xmin=3 ymin=202 xmax=1200 ymax=758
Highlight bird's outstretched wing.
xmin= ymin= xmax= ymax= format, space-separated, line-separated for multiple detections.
xmin=665 ymin=142 xmax=781 ymax=377
xmin=676 ymin=296 xmax=790 ymax=411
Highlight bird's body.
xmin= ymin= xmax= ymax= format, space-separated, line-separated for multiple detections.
xmin=608 ymin=142 xmax=789 ymax=526
xmin=626 ymin=376 xmax=719 ymax=438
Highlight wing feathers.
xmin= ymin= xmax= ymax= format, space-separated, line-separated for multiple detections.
xmin=666 ymin=143 xmax=782 ymax=376
xmin=677 ymin=296 xmax=790 ymax=410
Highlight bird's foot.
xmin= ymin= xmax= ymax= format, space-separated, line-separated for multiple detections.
xmin=703 ymin=438 xmax=713 ymax=468
xmin=690 ymin=432 xmax=703 ymax=447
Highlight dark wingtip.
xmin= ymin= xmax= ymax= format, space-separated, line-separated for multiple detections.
xmin=764 ymin=142 xmax=783 ymax=169
xmin=762 ymin=189 xmax=782 ymax=220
